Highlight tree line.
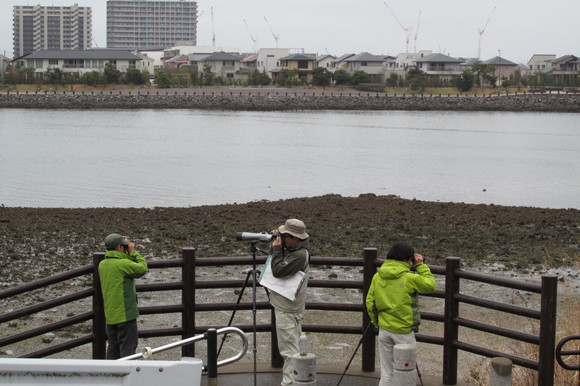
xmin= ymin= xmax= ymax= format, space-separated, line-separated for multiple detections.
xmin=1 ymin=61 xmax=578 ymax=90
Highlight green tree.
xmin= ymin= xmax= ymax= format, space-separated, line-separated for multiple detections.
xmin=202 ymin=64 xmax=215 ymax=86
xmin=103 ymin=63 xmax=121 ymax=84
xmin=125 ymin=68 xmax=147 ymax=85
xmin=406 ymin=68 xmax=427 ymax=92
xmin=386 ymin=73 xmax=401 ymax=87
xmin=332 ymin=69 xmax=351 ymax=85
xmin=313 ymin=67 xmax=332 ymax=87
xmin=154 ymin=69 xmax=172 ymax=88
xmin=471 ymin=61 xmax=496 ymax=87
xmin=350 ymin=70 xmax=370 ymax=85
xmin=80 ymin=71 xmax=102 ymax=86
xmin=455 ymin=69 xmax=475 ymax=91
xmin=44 ymin=68 xmax=64 ymax=85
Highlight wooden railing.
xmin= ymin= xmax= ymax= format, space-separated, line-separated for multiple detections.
xmin=0 ymin=248 xmax=561 ymax=385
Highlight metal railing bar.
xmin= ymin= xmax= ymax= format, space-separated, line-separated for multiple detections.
xmin=455 ymin=293 xmax=541 ymax=319
xmin=0 ymin=311 xmax=93 ymax=347
xmin=454 ymin=340 xmax=538 ymax=370
xmin=0 ymin=264 xmax=93 ymax=300
xmin=0 ymin=288 xmax=93 ymax=323
xmin=455 ymin=317 xmax=540 ymax=344
xmin=456 ymin=269 xmax=542 ymax=293
xmin=21 ymin=334 xmax=94 ymax=358
xmin=138 ymin=304 xmax=184 ymax=314
xmin=137 ymin=282 xmax=183 ymax=292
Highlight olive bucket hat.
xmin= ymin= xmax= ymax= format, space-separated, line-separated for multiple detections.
xmin=105 ymin=233 xmax=129 ymax=250
xmin=278 ymin=219 xmax=309 ymax=240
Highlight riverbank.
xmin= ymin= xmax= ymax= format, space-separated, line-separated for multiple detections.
xmin=1 ymin=90 xmax=579 ymax=112
xmin=1 ymin=194 xmax=578 ymax=286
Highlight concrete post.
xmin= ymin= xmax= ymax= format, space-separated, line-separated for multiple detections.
xmin=392 ymin=343 xmax=417 ymax=386
xmin=291 ymin=352 xmax=317 ymax=385
xmin=489 ymin=357 xmax=512 ymax=386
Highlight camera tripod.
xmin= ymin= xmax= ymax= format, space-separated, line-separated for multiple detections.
xmin=217 ymin=240 xmax=269 ymax=386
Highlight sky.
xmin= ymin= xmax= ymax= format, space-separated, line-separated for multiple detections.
xmin=2 ymin=0 xmax=580 ymax=64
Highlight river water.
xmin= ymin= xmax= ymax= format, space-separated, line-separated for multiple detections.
xmin=0 ymin=109 xmax=578 ymax=209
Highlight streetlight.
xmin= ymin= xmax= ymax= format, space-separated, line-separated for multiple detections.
xmin=497 ymin=49 xmax=501 ymax=87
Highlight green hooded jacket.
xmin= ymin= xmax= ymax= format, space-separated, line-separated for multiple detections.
xmin=366 ymin=259 xmax=436 ymax=334
xmin=98 ymin=250 xmax=148 ymax=325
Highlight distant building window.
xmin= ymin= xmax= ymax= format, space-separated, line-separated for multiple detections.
xmin=226 ymin=73 xmax=234 ymax=78
xmin=129 ymin=60 xmax=136 ymax=69
xmin=297 ymin=60 xmax=308 ymax=69
xmin=48 ymin=59 xmax=58 ymax=65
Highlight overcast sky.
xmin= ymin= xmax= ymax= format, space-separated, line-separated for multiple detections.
xmin=2 ymin=0 xmax=579 ymax=64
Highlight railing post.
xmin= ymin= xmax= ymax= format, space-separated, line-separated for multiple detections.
xmin=92 ymin=252 xmax=106 ymax=359
xmin=182 ymin=247 xmax=197 ymax=357
xmin=443 ymin=256 xmax=460 ymax=385
xmin=362 ymin=247 xmax=378 ymax=372
xmin=538 ymin=275 xmax=558 ymax=386
xmin=271 ymin=308 xmax=283 ymax=368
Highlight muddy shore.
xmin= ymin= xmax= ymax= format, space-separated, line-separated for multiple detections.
xmin=1 ymin=194 xmax=578 ymax=286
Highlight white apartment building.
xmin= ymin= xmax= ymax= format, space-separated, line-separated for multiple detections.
xmin=12 ymin=4 xmax=92 ymax=58
xmin=107 ymin=0 xmax=198 ymax=50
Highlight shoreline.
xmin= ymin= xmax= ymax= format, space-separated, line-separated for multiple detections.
xmin=1 ymin=91 xmax=580 ymax=112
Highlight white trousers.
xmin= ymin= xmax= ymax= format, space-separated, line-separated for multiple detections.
xmin=274 ymin=309 xmax=303 ymax=386
xmin=378 ymin=327 xmax=416 ymax=386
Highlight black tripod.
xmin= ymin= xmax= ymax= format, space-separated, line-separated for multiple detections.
xmin=217 ymin=240 xmax=268 ymax=386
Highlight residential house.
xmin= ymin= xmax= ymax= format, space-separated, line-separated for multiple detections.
xmin=238 ymin=53 xmax=259 ymax=81
xmin=545 ymin=55 xmax=579 ymax=84
xmin=344 ymin=52 xmax=388 ymax=82
xmin=15 ymin=49 xmax=154 ymax=75
xmin=527 ymin=54 xmax=556 ymax=73
xmin=329 ymin=54 xmax=355 ymax=72
xmin=256 ymin=48 xmax=289 ymax=75
xmin=271 ymin=53 xmax=316 ymax=83
xmin=484 ymin=56 xmax=518 ymax=85
xmin=1 ymin=54 xmax=10 ymax=75
xmin=199 ymin=51 xmax=243 ymax=82
xmin=395 ymin=50 xmax=432 ymax=73
xmin=316 ymin=54 xmax=336 ymax=71
xmin=414 ymin=53 xmax=464 ymax=82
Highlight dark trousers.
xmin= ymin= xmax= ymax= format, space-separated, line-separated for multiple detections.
xmin=106 ymin=319 xmax=138 ymax=359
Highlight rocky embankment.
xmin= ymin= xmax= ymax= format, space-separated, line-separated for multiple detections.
xmin=0 ymin=91 xmax=579 ymax=111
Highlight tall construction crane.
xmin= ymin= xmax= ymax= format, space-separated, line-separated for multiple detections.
xmin=477 ymin=6 xmax=496 ymax=59
xmin=263 ymin=17 xmax=280 ymax=48
xmin=244 ymin=19 xmax=258 ymax=52
xmin=413 ymin=10 xmax=421 ymax=53
xmin=382 ymin=1 xmax=413 ymax=53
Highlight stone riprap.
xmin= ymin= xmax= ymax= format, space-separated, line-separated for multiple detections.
xmin=0 ymin=90 xmax=579 ymax=112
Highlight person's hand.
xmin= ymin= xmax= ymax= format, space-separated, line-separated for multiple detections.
xmin=413 ymin=253 xmax=423 ymax=264
xmin=271 ymin=229 xmax=282 ymax=249
xmin=127 ymin=242 xmax=135 ymax=253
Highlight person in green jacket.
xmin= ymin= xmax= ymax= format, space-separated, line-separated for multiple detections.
xmin=99 ymin=233 xmax=148 ymax=359
xmin=366 ymin=242 xmax=436 ymax=386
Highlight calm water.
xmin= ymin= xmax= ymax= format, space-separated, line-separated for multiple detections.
xmin=0 ymin=109 xmax=578 ymax=209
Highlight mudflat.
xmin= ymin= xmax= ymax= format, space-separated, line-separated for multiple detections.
xmin=1 ymin=194 xmax=578 ymax=285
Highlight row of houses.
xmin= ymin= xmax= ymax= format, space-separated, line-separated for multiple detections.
xmin=4 ymin=46 xmax=579 ymax=85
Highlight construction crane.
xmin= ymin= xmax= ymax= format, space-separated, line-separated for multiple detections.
xmin=382 ymin=1 xmax=413 ymax=53
xmin=413 ymin=10 xmax=421 ymax=53
xmin=477 ymin=6 xmax=496 ymax=59
xmin=243 ymin=19 xmax=258 ymax=52
xmin=211 ymin=6 xmax=216 ymax=46
xmin=263 ymin=17 xmax=280 ymax=48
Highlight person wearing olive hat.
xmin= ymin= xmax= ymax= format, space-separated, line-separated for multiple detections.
xmin=99 ymin=233 xmax=148 ymax=359
xmin=268 ymin=219 xmax=310 ymax=386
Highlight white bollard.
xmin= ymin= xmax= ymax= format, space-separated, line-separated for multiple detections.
xmin=291 ymin=352 xmax=317 ymax=385
xmin=489 ymin=357 xmax=512 ymax=386
xmin=392 ymin=343 xmax=417 ymax=386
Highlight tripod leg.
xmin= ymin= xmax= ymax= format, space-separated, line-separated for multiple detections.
xmin=217 ymin=269 xmax=253 ymax=357
xmin=336 ymin=321 xmax=374 ymax=386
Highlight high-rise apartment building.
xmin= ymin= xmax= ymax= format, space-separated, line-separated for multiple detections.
xmin=13 ymin=4 xmax=92 ymax=58
xmin=107 ymin=0 xmax=198 ymax=50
